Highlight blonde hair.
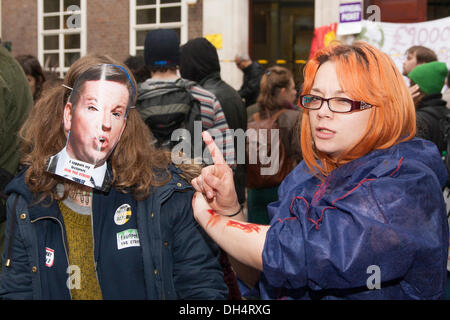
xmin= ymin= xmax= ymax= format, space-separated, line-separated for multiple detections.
xmin=300 ymin=41 xmax=416 ymax=178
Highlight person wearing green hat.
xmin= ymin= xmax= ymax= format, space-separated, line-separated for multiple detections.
xmin=408 ymin=61 xmax=449 ymax=153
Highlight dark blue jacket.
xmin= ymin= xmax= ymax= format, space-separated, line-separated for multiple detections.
xmin=0 ymin=166 xmax=228 ymax=299
xmin=261 ymin=138 xmax=449 ymax=299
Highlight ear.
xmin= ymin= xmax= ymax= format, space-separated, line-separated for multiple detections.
xmin=63 ymin=102 xmax=73 ymax=133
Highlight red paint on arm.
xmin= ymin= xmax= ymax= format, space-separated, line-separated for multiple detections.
xmin=226 ymin=220 xmax=261 ymax=233
xmin=206 ymin=209 xmax=221 ymax=228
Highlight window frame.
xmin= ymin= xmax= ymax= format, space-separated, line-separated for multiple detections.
xmin=129 ymin=0 xmax=188 ymax=57
xmin=37 ymin=0 xmax=87 ymax=78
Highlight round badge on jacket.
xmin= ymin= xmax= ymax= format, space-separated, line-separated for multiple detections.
xmin=114 ymin=204 xmax=132 ymax=225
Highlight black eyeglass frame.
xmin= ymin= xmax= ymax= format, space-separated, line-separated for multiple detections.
xmin=299 ymin=94 xmax=374 ymax=113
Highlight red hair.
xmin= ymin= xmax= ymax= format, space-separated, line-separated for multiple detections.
xmin=300 ymin=41 xmax=416 ymax=178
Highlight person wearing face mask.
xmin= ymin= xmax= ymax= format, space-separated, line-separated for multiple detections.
xmin=46 ymin=64 xmax=131 ymax=191
xmin=245 ymin=66 xmax=302 ymax=226
xmin=190 ymin=42 xmax=449 ymax=300
xmin=0 ymin=55 xmax=228 ymax=300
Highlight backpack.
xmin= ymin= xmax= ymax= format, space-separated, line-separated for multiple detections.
xmin=137 ymin=79 xmax=202 ymax=151
xmin=420 ymin=107 xmax=450 ymax=187
xmin=246 ymin=109 xmax=295 ymax=188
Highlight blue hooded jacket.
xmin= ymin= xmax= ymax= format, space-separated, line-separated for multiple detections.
xmin=0 ymin=166 xmax=228 ymax=300
xmin=261 ymin=138 xmax=449 ymax=299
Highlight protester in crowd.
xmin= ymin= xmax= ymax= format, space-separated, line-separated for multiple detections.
xmin=0 ymin=46 xmax=33 ymax=273
xmin=244 ymin=66 xmax=302 ymax=225
xmin=15 ymin=55 xmax=46 ymax=103
xmin=402 ymin=45 xmax=437 ymax=77
xmin=45 ymin=64 xmax=130 ymax=191
xmin=136 ymin=29 xmax=234 ymax=163
xmin=191 ymin=41 xmax=449 ymax=299
xmin=403 ymin=46 xmax=438 ymax=101
xmin=235 ymin=54 xmax=265 ymax=107
xmin=180 ymin=37 xmax=247 ymax=206
xmin=408 ymin=61 xmax=449 ymax=152
xmin=0 ymin=54 xmax=228 ymax=300
xmin=124 ymin=55 xmax=149 ymax=84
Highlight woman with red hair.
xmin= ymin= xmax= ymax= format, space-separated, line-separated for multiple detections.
xmin=191 ymin=42 xmax=449 ymax=299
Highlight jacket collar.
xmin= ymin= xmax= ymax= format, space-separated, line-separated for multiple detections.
xmin=418 ymin=93 xmax=446 ymax=109
xmin=6 ymin=164 xmax=192 ymax=221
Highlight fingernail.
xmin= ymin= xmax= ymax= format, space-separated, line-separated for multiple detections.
xmin=207 ymin=191 xmax=213 ymax=199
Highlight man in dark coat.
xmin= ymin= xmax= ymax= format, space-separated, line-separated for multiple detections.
xmin=180 ymin=37 xmax=247 ymax=207
xmin=235 ymin=54 xmax=264 ymax=107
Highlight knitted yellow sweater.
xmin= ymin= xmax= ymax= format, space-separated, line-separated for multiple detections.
xmin=58 ymin=201 xmax=103 ymax=300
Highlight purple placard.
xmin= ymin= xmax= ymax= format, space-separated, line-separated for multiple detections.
xmin=339 ymin=1 xmax=362 ymax=23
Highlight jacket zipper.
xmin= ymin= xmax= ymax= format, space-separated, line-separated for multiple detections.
xmin=31 ymin=216 xmax=73 ymax=300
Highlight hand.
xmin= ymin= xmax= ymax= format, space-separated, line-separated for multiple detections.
xmin=191 ymin=131 xmax=240 ymax=215
xmin=409 ymin=84 xmax=420 ymax=99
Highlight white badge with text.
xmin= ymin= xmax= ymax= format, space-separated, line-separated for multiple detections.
xmin=117 ymin=229 xmax=140 ymax=250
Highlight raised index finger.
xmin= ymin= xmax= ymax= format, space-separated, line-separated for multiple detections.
xmin=202 ymin=131 xmax=226 ymax=165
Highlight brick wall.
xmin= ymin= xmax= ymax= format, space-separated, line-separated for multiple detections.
xmin=1 ymin=0 xmax=37 ymax=57
xmin=87 ymin=0 xmax=130 ymax=64
xmin=1 ymin=0 xmax=203 ymax=67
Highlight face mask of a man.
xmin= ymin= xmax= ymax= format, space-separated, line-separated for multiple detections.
xmin=46 ymin=64 xmax=135 ymax=191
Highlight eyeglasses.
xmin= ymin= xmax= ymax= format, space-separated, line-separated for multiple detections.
xmin=299 ymin=94 xmax=374 ymax=113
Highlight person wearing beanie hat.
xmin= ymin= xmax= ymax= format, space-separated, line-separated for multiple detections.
xmin=408 ymin=61 xmax=448 ymax=95
xmin=136 ymin=28 xmax=233 ymax=162
xmin=144 ymin=29 xmax=180 ymax=69
xmin=408 ymin=61 xmax=450 ymax=157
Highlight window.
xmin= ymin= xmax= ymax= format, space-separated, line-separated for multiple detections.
xmin=129 ymin=0 xmax=188 ymax=56
xmin=38 ymin=0 xmax=86 ymax=78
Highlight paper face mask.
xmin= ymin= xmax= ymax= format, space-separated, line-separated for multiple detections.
xmin=46 ymin=64 xmax=135 ymax=191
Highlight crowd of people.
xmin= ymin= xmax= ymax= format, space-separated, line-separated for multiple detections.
xmin=0 ymin=28 xmax=449 ymax=300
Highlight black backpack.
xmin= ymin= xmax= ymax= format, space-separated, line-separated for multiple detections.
xmin=136 ymin=79 xmax=202 ymax=152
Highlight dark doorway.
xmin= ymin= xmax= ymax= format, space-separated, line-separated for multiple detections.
xmin=427 ymin=0 xmax=450 ymax=21
xmin=250 ymin=0 xmax=314 ymax=86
